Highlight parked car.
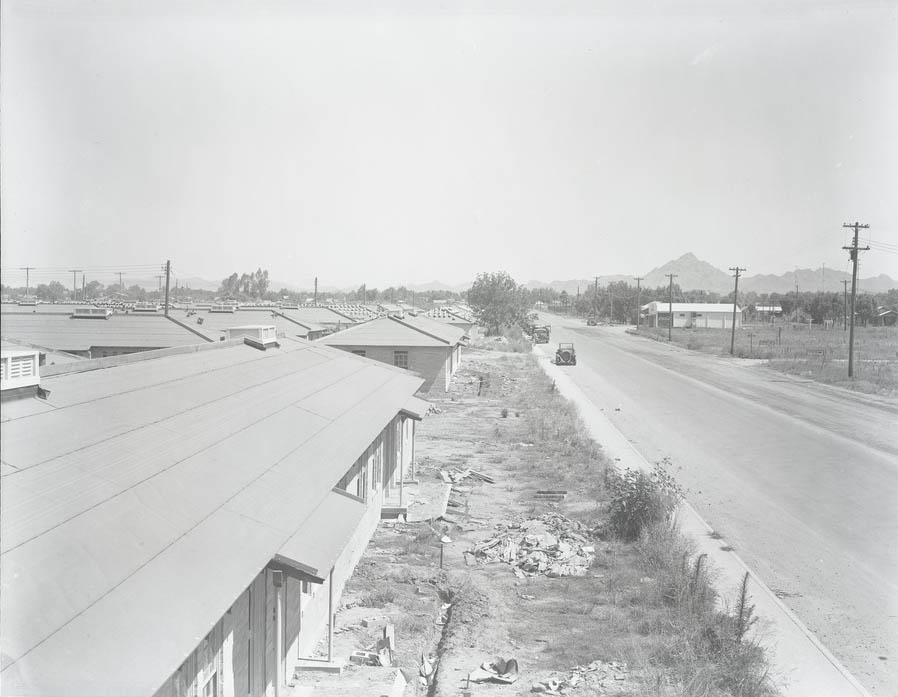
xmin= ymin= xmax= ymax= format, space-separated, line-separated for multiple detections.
xmin=533 ymin=326 xmax=551 ymax=344
xmin=555 ymin=343 xmax=576 ymax=365
xmin=586 ymin=316 xmax=598 ymax=326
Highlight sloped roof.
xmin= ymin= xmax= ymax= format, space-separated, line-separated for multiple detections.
xmin=278 ymin=306 xmax=356 ymax=326
xmin=0 ymin=310 xmax=208 ymax=352
xmin=642 ymin=302 xmax=743 ymax=314
xmin=167 ymin=307 xmax=323 ymax=340
xmin=322 ymin=314 xmax=464 ymax=348
xmin=0 ymin=338 xmax=423 ymax=696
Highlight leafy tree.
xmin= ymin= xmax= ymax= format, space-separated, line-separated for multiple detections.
xmin=34 ymin=281 xmax=68 ymax=302
xmin=84 ymin=280 xmax=104 ymax=299
xmin=467 ymin=271 xmax=528 ymax=336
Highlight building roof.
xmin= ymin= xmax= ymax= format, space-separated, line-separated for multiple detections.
xmin=642 ymin=302 xmax=743 ymax=314
xmin=0 ymin=337 xmax=424 ymax=696
xmin=322 ymin=314 xmax=465 ymax=349
xmin=325 ymin=303 xmax=379 ymax=321
xmin=0 ymin=310 xmax=208 ymax=352
xmin=278 ymin=306 xmax=356 ymax=326
xmin=167 ymin=307 xmax=324 ymax=340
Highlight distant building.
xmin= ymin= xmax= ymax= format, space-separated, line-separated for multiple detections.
xmin=323 ymin=314 xmax=465 ymax=392
xmin=0 ymin=304 xmax=210 ymax=358
xmin=0 ymin=336 xmax=426 ymax=696
xmin=642 ymin=302 xmax=743 ymax=329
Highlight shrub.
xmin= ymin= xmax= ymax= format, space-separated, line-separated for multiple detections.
xmin=606 ymin=461 xmax=683 ymax=541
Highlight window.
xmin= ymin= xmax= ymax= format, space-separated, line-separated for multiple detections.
xmin=352 ymin=350 xmax=366 ymax=357
xmin=393 ymin=351 xmax=409 ymax=369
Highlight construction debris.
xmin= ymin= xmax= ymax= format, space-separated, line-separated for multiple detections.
xmin=531 ymin=661 xmax=630 ymax=694
xmin=439 ymin=468 xmax=495 ymax=484
xmin=469 ymin=657 xmax=520 ymax=684
xmin=469 ymin=513 xmax=595 ymax=578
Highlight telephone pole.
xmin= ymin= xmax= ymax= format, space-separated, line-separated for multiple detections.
xmin=68 ymin=269 xmax=82 ymax=302
xmin=118 ymin=271 xmax=124 ymax=294
xmin=593 ymin=276 xmax=599 ymax=318
xmin=842 ymin=221 xmax=870 ymax=377
xmin=163 ymin=261 xmax=171 ymax=316
xmin=728 ymin=267 xmax=745 ymax=355
xmin=841 ymin=279 xmax=849 ymax=331
xmin=19 ymin=267 xmax=35 ymax=297
xmin=665 ymin=274 xmax=677 ymax=341
xmin=608 ymin=284 xmax=614 ymax=324
xmin=634 ymin=277 xmax=644 ymax=329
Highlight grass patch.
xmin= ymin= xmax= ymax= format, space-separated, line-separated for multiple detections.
xmin=636 ymin=325 xmax=898 ymax=396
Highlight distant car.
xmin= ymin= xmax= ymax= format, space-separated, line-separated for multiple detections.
xmin=533 ymin=326 xmax=551 ymax=344
xmin=586 ymin=317 xmax=598 ymax=326
xmin=555 ymin=343 xmax=576 ymax=366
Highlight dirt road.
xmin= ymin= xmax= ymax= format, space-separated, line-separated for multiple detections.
xmin=536 ymin=316 xmax=898 ymax=695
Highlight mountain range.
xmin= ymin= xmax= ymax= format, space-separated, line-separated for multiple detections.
xmin=523 ymin=253 xmax=897 ymax=295
xmin=117 ymin=254 xmax=895 ymax=295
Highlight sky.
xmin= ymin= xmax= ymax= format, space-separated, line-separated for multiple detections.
xmin=1 ymin=0 xmax=897 ymax=291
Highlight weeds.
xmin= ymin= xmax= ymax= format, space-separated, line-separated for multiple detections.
xmin=607 ymin=461 xmax=683 ymax=542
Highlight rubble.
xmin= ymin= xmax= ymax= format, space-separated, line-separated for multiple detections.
xmin=469 ymin=657 xmax=520 ymax=684
xmin=439 ymin=468 xmax=495 ymax=484
xmin=468 ymin=513 xmax=595 ymax=578
xmin=531 ymin=660 xmax=630 ymax=694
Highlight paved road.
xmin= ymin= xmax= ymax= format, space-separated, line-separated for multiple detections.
xmin=536 ymin=316 xmax=898 ymax=695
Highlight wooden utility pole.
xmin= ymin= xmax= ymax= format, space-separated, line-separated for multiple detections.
xmin=841 ymin=279 xmax=848 ymax=331
xmin=314 ymin=277 xmax=318 ymax=305
xmin=634 ymin=277 xmax=644 ymax=329
xmin=163 ymin=261 xmax=171 ymax=316
xmin=608 ymin=284 xmax=614 ymax=324
xmin=593 ymin=276 xmax=599 ymax=318
xmin=118 ymin=271 xmax=124 ymax=294
xmin=68 ymin=269 xmax=82 ymax=302
xmin=665 ymin=274 xmax=677 ymax=341
xmin=842 ymin=221 xmax=870 ymax=377
xmin=19 ymin=267 xmax=35 ymax=296
xmin=729 ymin=267 xmax=745 ymax=355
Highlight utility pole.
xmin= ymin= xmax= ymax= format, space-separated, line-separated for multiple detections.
xmin=164 ymin=260 xmax=171 ymax=316
xmin=314 ymin=277 xmax=318 ymax=305
xmin=118 ymin=271 xmax=124 ymax=294
xmin=842 ymin=221 xmax=870 ymax=377
xmin=634 ymin=277 xmax=644 ymax=329
xmin=68 ymin=269 xmax=82 ymax=302
xmin=841 ymin=279 xmax=849 ymax=331
xmin=728 ymin=267 xmax=745 ymax=355
xmin=82 ymin=274 xmax=86 ymax=301
xmin=665 ymin=274 xmax=677 ymax=341
xmin=19 ymin=267 xmax=35 ymax=297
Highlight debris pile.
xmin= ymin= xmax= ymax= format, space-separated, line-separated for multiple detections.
xmin=439 ymin=468 xmax=495 ymax=484
xmin=426 ymin=404 xmax=443 ymax=415
xmin=469 ymin=513 xmax=595 ymax=578
xmin=469 ymin=657 xmax=520 ymax=684
xmin=531 ymin=661 xmax=630 ymax=694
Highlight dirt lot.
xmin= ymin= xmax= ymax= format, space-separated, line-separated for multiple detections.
xmin=332 ymin=349 xmax=776 ymax=697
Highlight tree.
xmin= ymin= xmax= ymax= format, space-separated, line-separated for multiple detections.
xmin=467 ymin=271 xmax=528 ymax=336
xmin=35 ymin=281 xmax=68 ymax=302
xmin=84 ymin=280 xmax=104 ymax=299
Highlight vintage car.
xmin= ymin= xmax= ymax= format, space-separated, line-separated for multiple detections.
xmin=533 ymin=326 xmax=551 ymax=344
xmin=555 ymin=342 xmax=576 ymax=365
xmin=586 ymin=316 xmax=598 ymax=326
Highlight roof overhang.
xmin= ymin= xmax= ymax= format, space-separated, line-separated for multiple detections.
xmin=272 ymin=490 xmax=367 ymax=584
xmin=400 ymin=395 xmax=430 ymax=421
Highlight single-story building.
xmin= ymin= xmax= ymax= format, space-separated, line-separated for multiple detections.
xmin=875 ymin=308 xmax=897 ymax=327
xmin=169 ymin=306 xmax=329 ymax=341
xmin=424 ymin=307 xmax=476 ymax=335
xmin=322 ymin=314 xmax=465 ymax=393
xmin=277 ymin=306 xmax=357 ymax=332
xmin=642 ymin=302 xmax=743 ymax=329
xmin=0 ymin=337 xmax=426 ymax=697
xmin=0 ymin=305 xmax=211 ymax=358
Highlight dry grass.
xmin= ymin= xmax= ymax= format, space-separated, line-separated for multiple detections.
xmin=637 ymin=325 xmax=898 ymax=396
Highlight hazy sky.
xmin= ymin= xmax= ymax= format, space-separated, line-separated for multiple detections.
xmin=2 ymin=0 xmax=897 ymax=290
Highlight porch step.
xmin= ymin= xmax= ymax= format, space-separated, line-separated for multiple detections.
xmin=293 ymin=659 xmax=344 ymax=675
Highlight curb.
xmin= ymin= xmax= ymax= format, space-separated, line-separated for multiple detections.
xmin=533 ymin=347 xmax=873 ymax=697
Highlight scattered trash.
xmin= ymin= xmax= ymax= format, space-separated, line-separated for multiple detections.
xmin=469 ymin=513 xmax=596 ymax=578
xmin=469 ymin=657 xmax=520 ymax=684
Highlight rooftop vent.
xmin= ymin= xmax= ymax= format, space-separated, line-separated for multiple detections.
xmin=210 ymin=303 xmax=238 ymax=313
xmin=226 ymin=325 xmax=279 ymax=349
xmin=133 ymin=302 xmax=161 ymax=312
xmin=71 ymin=307 xmax=113 ymax=319
xmin=1 ymin=349 xmax=41 ymax=397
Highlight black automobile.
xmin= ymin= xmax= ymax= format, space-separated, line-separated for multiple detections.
xmin=555 ymin=343 xmax=576 ymax=365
